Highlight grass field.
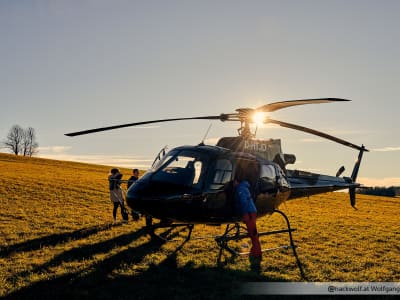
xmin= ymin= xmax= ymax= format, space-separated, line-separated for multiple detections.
xmin=1 ymin=152 xmax=399 ymax=299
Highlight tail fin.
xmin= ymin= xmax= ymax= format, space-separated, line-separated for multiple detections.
xmin=349 ymin=145 xmax=368 ymax=208
xmin=349 ymin=187 xmax=357 ymax=209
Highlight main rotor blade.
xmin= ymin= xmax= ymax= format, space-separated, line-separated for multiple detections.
xmin=65 ymin=116 xmax=223 ymax=136
xmin=256 ymin=98 xmax=350 ymax=112
xmin=266 ymin=118 xmax=368 ymax=152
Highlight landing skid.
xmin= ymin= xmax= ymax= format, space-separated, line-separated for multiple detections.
xmin=144 ymin=210 xmax=305 ymax=277
xmin=215 ymin=209 xmax=305 ymax=277
xmin=215 ymin=210 xmax=297 ymax=256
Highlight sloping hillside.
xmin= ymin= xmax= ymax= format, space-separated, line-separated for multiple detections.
xmin=0 ymin=153 xmax=132 ymax=234
xmin=0 ymin=153 xmax=399 ymax=299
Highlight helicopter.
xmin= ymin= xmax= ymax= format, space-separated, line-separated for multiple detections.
xmin=65 ymin=98 xmax=368 ymax=261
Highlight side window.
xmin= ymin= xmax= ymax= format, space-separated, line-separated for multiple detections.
xmin=259 ymin=164 xmax=277 ymax=192
xmin=210 ymin=159 xmax=233 ymax=190
xmin=260 ymin=165 xmax=276 ymax=180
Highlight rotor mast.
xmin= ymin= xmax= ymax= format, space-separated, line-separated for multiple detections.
xmin=237 ymin=120 xmax=254 ymax=139
xmin=235 ymin=108 xmax=256 ymax=139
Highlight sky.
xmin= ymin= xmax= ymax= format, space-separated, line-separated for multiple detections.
xmin=1 ymin=0 xmax=400 ymax=187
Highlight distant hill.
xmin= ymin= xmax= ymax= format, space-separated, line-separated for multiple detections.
xmin=1 ymin=152 xmax=400 ymax=299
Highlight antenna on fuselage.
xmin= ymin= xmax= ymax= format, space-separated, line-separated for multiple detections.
xmin=199 ymin=123 xmax=213 ymax=145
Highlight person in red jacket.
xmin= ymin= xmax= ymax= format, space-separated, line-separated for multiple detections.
xmin=234 ymin=171 xmax=262 ymax=260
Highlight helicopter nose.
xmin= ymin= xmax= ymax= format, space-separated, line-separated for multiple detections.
xmin=126 ymin=180 xmax=144 ymax=202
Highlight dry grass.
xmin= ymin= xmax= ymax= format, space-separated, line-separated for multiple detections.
xmin=0 ymin=152 xmax=399 ymax=299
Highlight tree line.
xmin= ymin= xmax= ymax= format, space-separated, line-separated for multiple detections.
xmin=2 ymin=125 xmax=39 ymax=157
xmin=356 ymin=186 xmax=400 ymax=197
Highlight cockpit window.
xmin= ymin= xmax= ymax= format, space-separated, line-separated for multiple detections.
xmin=209 ymin=158 xmax=233 ymax=190
xmin=151 ymin=150 xmax=206 ymax=187
xmin=151 ymin=145 xmax=169 ymax=170
xmin=260 ymin=164 xmax=276 ymax=180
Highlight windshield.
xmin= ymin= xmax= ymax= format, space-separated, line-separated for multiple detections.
xmin=151 ymin=150 xmax=207 ymax=188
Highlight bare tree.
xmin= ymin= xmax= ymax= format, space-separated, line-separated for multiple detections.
xmin=3 ymin=125 xmax=24 ymax=155
xmin=23 ymin=127 xmax=39 ymax=157
xmin=3 ymin=125 xmax=39 ymax=156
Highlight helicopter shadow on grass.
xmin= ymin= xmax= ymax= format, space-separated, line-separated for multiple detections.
xmin=6 ymin=226 xmax=389 ymax=300
xmin=4 ymin=227 xmax=151 ymax=299
xmin=14 ymin=225 xmax=150 ymax=279
xmin=5 ymin=225 xmax=276 ymax=300
xmin=0 ymin=223 xmax=114 ymax=258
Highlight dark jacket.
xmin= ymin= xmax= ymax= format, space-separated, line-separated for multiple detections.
xmin=127 ymin=176 xmax=138 ymax=189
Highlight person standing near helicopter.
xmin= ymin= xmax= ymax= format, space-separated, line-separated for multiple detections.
xmin=109 ymin=168 xmax=126 ymax=222
xmin=127 ymin=168 xmax=139 ymax=189
xmin=234 ymin=170 xmax=262 ymax=260
xmin=127 ymin=168 xmax=141 ymax=221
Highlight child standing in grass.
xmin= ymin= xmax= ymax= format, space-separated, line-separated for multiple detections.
xmin=108 ymin=168 xmax=125 ymax=222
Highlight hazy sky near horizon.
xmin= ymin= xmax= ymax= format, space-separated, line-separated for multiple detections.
xmin=1 ymin=1 xmax=400 ymax=186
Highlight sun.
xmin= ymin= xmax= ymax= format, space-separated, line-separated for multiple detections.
xmin=252 ymin=111 xmax=267 ymax=127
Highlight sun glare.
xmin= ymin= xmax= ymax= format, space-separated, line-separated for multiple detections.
xmin=252 ymin=111 xmax=267 ymax=127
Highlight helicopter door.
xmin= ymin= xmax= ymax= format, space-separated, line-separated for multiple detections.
xmin=206 ymin=158 xmax=234 ymax=214
xmin=210 ymin=159 xmax=233 ymax=190
xmin=234 ymin=158 xmax=259 ymax=194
